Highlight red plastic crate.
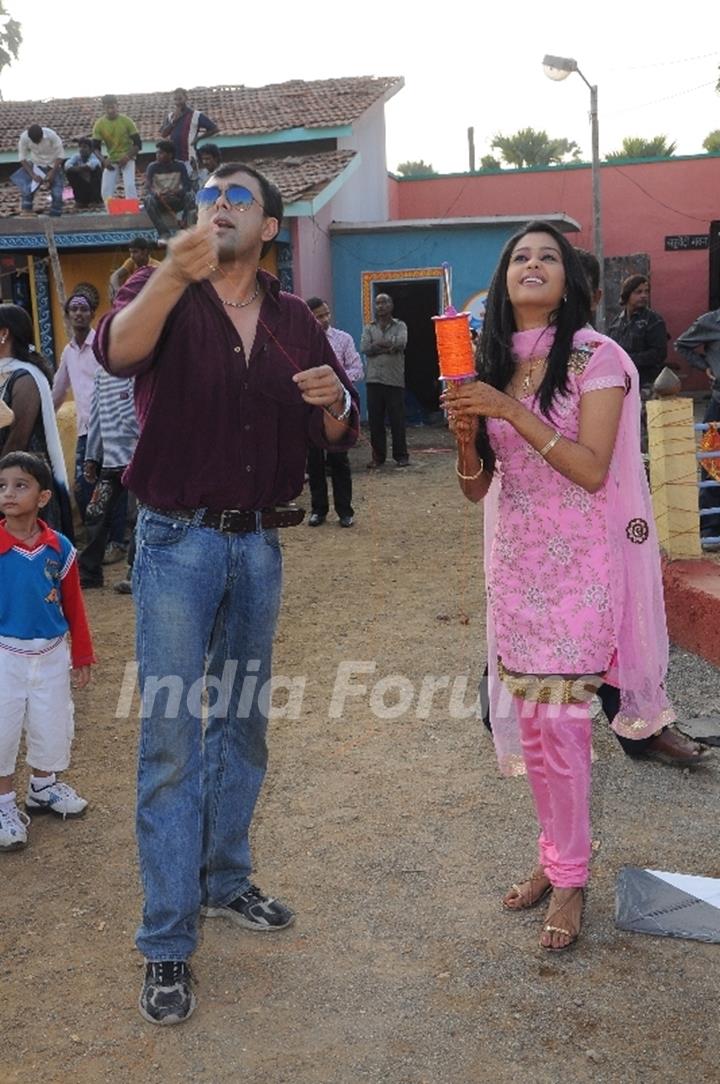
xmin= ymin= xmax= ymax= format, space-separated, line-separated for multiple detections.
xmin=106 ymin=197 xmax=140 ymax=215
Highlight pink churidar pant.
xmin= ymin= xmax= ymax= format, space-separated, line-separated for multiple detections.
xmin=516 ymin=697 xmax=592 ymax=887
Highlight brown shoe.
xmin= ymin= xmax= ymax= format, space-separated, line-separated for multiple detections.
xmin=502 ymin=866 xmax=551 ymax=911
xmin=641 ymin=725 xmax=713 ymax=768
xmin=541 ymin=886 xmax=585 ymax=952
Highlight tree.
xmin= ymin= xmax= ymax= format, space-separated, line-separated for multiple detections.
xmin=479 ymin=155 xmax=502 ymax=171
xmin=396 ymin=159 xmax=437 ymax=178
xmin=0 ymin=3 xmax=21 ymax=76
xmin=606 ymin=136 xmax=676 ymax=160
xmin=703 ymin=130 xmax=720 ymax=154
xmin=490 ymin=128 xmax=580 ymax=168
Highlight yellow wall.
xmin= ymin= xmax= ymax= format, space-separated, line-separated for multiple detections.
xmin=48 ymin=249 xmax=163 ymax=360
xmin=260 ymin=246 xmax=278 ymax=276
xmin=48 ymin=241 xmax=278 ymax=360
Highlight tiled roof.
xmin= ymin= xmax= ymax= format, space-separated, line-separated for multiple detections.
xmin=252 ymin=150 xmax=357 ymax=203
xmin=0 ymin=76 xmax=403 ymax=152
xmin=0 ymin=150 xmax=357 ymax=221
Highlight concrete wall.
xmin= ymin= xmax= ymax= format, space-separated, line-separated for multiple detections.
xmin=288 ymin=100 xmax=393 ymax=306
xmin=290 ymin=209 xmax=334 ymax=306
xmin=392 ymin=156 xmax=720 ymax=363
xmin=335 ymin=99 xmax=390 ymax=223
xmin=331 ymin=221 xmax=523 ymax=353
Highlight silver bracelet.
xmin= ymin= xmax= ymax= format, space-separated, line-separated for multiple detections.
xmin=539 ymin=430 xmax=562 ymax=458
xmin=326 ymin=386 xmax=352 ymax=422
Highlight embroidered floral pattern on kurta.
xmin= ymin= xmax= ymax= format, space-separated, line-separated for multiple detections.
xmin=487 ymin=328 xmax=626 ymax=675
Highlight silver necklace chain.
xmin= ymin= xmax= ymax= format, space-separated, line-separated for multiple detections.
xmin=219 ymin=283 xmax=260 ymax=310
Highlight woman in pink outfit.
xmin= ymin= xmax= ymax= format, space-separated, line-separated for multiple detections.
xmin=444 ymin=222 xmax=675 ymax=951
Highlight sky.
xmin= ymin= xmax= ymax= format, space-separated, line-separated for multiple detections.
xmin=1 ymin=1 xmax=718 ymax=174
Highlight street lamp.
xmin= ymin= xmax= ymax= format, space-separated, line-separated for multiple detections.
xmin=542 ymin=54 xmax=605 ymax=330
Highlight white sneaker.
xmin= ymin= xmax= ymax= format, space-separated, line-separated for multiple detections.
xmin=103 ymin=542 xmax=127 ymax=566
xmin=25 ymin=779 xmax=88 ymax=818
xmin=0 ymin=803 xmax=30 ymax=850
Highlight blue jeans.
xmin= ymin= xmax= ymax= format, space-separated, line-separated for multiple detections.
xmin=12 ymin=166 xmax=65 ymax=216
xmin=133 ymin=507 xmax=283 ymax=960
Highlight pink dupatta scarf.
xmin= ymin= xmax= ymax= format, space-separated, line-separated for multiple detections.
xmin=485 ymin=327 xmax=675 ymax=777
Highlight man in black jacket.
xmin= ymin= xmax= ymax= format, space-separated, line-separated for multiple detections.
xmin=607 ymin=274 xmax=668 ymax=393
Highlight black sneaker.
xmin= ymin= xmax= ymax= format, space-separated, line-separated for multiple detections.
xmin=139 ymin=961 xmax=196 ymax=1026
xmin=203 ymin=884 xmax=295 ymax=931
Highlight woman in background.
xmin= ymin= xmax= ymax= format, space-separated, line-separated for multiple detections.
xmin=0 ymin=304 xmax=73 ymax=538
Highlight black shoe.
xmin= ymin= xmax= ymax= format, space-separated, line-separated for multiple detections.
xmin=80 ymin=578 xmax=103 ymax=589
xmin=308 ymin=512 xmax=326 ymax=527
xmin=203 ymin=884 xmax=295 ymax=931
xmin=395 ymin=458 xmax=410 ymax=468
xmin=139 ymin=961 xmax=196 ymax=1026
xmin=339 ymin=515 xmax=354 ymax=528
xmin=113 ymin=578 xmax=132 ymax=594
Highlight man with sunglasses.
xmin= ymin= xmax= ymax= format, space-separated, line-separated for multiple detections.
xmin=94 ymin=163 xmax=359 ymax=1026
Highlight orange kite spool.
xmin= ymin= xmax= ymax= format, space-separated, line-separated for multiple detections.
xmin=433 ymin=311 xmax=476 ymax=381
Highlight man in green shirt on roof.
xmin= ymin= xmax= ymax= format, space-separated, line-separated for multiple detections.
xmin=92 ymin=94 xmax=141 ymax=208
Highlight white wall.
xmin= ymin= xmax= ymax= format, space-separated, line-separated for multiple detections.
xmin=333 ymin=99 xmax=390 ymax=223
xmin=290 ymin=96 xmax=391 ymax=302
xmin=291 ymin=205 xmax=334 ymax=304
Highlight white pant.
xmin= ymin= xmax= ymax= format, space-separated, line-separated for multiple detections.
xmin=101 ymin=160 xmax=137 ymax=202
xmin=0 ymin=639 xmax=75 ymax=775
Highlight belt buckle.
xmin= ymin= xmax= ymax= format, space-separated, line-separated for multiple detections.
xmin=219 ymin=509 xmax=237 ymax=532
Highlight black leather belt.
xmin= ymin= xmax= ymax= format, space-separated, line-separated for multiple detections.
xmin=143 ymin=504 xmax=305 ymax=532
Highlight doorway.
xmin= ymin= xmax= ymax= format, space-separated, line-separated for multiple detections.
xmin=371 ymin=277 xmax=442 ymax=421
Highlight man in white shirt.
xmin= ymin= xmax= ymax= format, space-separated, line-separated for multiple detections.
xmin=306 ymin=297 xmax=364 ymax=527
xmin=13 ymin=124 xmax=65 ymax=217
xmin=53 ymin=291 xmax=102 ymax=519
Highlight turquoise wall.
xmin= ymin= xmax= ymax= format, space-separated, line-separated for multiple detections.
xmin=331 ymin=222 xmax=521 ymax=350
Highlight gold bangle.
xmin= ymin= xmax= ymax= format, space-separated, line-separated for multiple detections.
xmin=539 ymin=430 xmax=562 ymax=458
xmin=455 ymin=459 xmax=484 ymax=481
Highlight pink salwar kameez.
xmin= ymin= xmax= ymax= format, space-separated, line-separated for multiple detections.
xmin=485 ymin=326 xmax=674 ymax=885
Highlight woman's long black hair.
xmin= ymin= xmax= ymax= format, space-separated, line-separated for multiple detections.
xmin=474 ymin=220 xmax=591 ymax=472
xmin=0 ymin=303 xmax=53 ymax=384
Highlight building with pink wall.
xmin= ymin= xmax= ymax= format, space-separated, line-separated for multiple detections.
xmin=390 ymin=155 xmax=720 ymax=360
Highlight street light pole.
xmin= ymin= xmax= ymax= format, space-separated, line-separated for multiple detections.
xmin=542 ymin=55 xmax=605 ymax=330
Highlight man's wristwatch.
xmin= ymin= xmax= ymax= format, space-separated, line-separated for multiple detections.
xmin=326 ymin=386 xmax=352 ymax=422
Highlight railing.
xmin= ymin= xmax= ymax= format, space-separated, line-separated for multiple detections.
xmin=695 ymin=422 xmax=720 ymax=549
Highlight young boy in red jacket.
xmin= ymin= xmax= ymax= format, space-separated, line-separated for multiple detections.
xmin=0 ymin=451 xmax=95 ymax=851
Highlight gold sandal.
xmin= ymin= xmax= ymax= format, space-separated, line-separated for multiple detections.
xmin=541 ymin=887 xmax=585 ymax=952
xmin=502 ymin=867 xmax=552 ymax=911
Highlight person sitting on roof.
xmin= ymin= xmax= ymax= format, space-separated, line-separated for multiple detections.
xmin=196 ymin=143 xmax=222 ymax=188
xmin=143 ymin=141 xmax=193 ymax=240
xmin=64 ymin=138 xmax=103 ymax=210
xmin=11 ymin=124 xmax=65 ymax=218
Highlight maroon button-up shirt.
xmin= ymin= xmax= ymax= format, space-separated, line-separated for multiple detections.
xmin=94 ymin=268 xmax=359 ymax=512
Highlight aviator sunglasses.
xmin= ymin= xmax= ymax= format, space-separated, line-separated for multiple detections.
xmin=195 ymin=183 xmax=261 ymax=211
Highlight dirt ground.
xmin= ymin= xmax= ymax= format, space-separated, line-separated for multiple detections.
xmin=3 ymin=425 xmax=720 ymax=1084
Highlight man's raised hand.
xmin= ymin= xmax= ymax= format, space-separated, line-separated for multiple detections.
xmin=164 ymin=224 xmax=220 ymax=286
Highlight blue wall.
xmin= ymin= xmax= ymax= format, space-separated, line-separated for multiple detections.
xmin=331 ymin=222 xmax=521 ymax=354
